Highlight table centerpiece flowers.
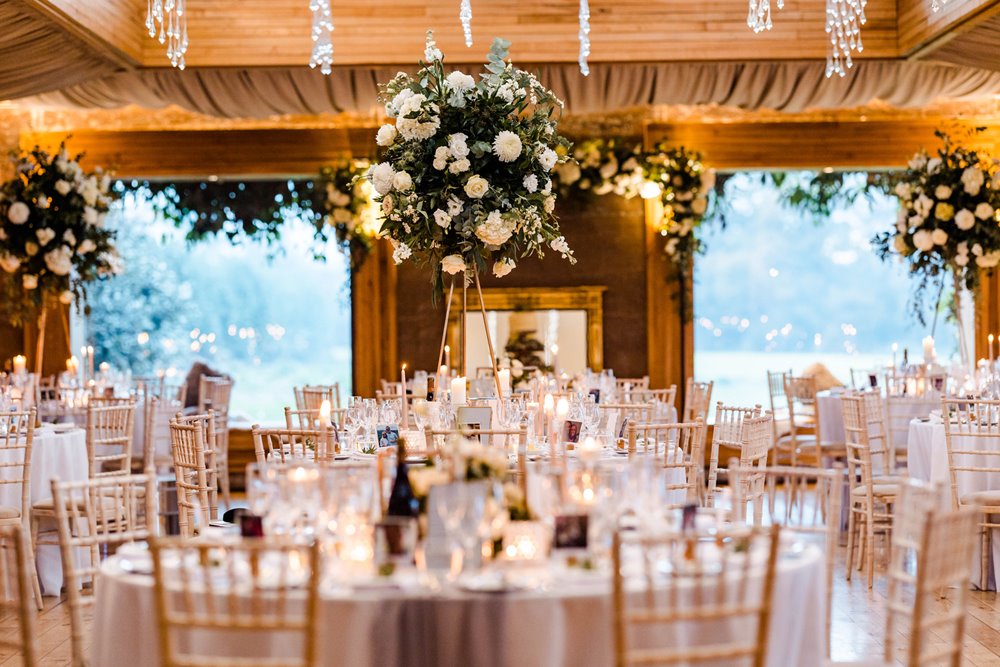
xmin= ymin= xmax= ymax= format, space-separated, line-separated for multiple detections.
xmin=370 ymin=32 xmax=575 ymax=290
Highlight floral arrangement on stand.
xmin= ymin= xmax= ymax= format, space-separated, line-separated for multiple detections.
xmin=315 ymin=161 xmax=379 ymax=269
xmin=0 ymin=143 xmax=120 ymax=373
xmin=874 ymin=129 xmax=1000 ymax=324
xmin=555 ymin=140 xmax=716 ymax=267
xmin=370 ymin=32 xmax=575 ymax=289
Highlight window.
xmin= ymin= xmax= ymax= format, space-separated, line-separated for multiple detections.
xmin=83 ymin=192 xmax=352 ymax=423
xmin=694 ymin=172 xmax=962 ymax=410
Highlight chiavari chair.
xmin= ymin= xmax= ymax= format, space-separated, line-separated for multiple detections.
xmin=611 ymin=524 xmax=781 ymax=667
xmin=252 ymin=424 xmax=339 ymax=465
xmin=629 ymin=386 xmax=678 ymax=419
xmin=681 ymin=378 xmax=714 ymax=423
xmin=775 ymin=375 xmax=835 ymax=467
xmin=705 ymin=402 xmax=762 ymax=507
xmin=614 ymin=376 xmax=650 ymax=402
xmin=0 ymin=523 xmax=38 ymax=665
xmin=52 ymin=474 xmax=156 ymax=667
xmin=168 ymin=415 xmax=217 ymax=537
xmin=284 ymin=406 xmax=347 ymax=432
xmin=0 ymin=409 xmax=43 ymax=610
xmin=198 ymin=376 xmax=234 ymax=511
xmin=625 ymin=420 xmax=706 ymax=507
xmin=730 ymin=462 xmax=843 ymax=658
xmin=598 ymin=403 xmax=654 ymax=441
xmin=766 ymin=369 xmax=791 ymax=445
xmin=294 ymin=383 xmax=341 ymax=412
xmin=941 ymin=396 xmax=1000 ymax=590
xmin=885 ymin=394 xmax=937 ymax=472
xmin=874 ymin=481 xmax=979 ymax=667
xmin=843 ymin=394 xmax=900 ymax=588
xmin=150 ymin=537 xmax=321 ymax=667
xmin=730 ymin=412 xmax=775 ymax=525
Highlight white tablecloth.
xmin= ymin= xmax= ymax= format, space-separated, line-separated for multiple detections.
xmin=817 ymin=392 xmax=936 ymax=448
xmin=0 ymin=426 xmax=88 ymax=595
xmin=92 ymin=545 xmax=825 ymax=667
xmin=908 ymin=418 xmax=1000 ymax=589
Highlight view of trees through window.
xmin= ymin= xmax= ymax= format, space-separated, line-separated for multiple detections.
xmin=81 ymin=192 xmax=352 ymax=424
xmin=694 ymin=172 xmax=965 ymax=410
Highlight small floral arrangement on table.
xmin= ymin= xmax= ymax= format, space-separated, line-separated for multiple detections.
xmin=554 ymin=140 xmax=715 ymax=267
xmin=0 ymin=143 xmax=120 ymax=320
xmin=874 ymin=129 xmax=1000 ymax=319
xmin=407 ymin=434 xmax=511 ymax=507
xmin=369 ymin=32 xmax=575 ymax=288
xmin=316 ymin=161 xmax=378 ymax=268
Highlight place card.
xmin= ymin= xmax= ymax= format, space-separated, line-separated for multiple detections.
xmin=377 ymin=424 xmax=400 ymax=448
xmin=553 ymin=514 xmax=588 ymax=549
xmin=562 ymin=419 xmax=582 ymax=445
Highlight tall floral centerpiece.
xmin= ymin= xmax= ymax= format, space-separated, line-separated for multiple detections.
xmin=875 ymin=131 xmax=1000 ymax=322
xmin=371 ymin=33 xmax=575 ymax=288
xmin=0 ymin=144 xmax=120 ymax=374
xmin=369 ymin=32 xmax=575 ymax=385
xmin=316 ymin=161 xmax=379 ymax=269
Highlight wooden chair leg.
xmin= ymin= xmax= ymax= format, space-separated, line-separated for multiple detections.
xmin=219 ymin=457 xmax=231 ymax=511
xmin=982 ymin=516 xmax=990 ymax=592
xmin=866 ymin=513 xmax=875 ymax=589
xmin=28 ymin=516 xmax=44 ymax=610
xmin=846 ymin=507 xmax=856 ymax=582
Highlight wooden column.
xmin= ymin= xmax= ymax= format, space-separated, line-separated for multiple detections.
xmin=351 ymin=239 xmax=397 ymax=397
xmin=644 ymin=198 xmax=693 ymax=398
xmin=975 ymin=271 xmax=1000 ymax=361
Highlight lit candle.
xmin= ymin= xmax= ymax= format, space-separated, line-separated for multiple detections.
xmin=579 ymin=435 xmax=601 ymax=465
xmin=990 ymin=334 xmax=996 ymax=365
xmin=12 ymin=355 xmax=26 ymax=374
xmin=99 ymin=361 xmax=110 ymax=374
xmin=451 ymin=376 xmax=467 ymax=405
xmin=444 ymin=345 xmax=451 ymax=372
xmin=551 ymin=343 xmax=560 ymax=376
xmin=922 ymin=336 xmax=935 ymax=365
xmin=66 ymin=356 xmax=79 ymax=376
xmin=319 ymin=399 xmax=332 ymax=428
xmin=400 ymin=363 xmax=409 ymax=428
xmin=498 ymin=368 xmax=511 ymax=396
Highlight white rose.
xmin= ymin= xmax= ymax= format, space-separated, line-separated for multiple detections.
xmin=955 ymin=208 xmax=976 ymax=231
xmin=0 ymin=253 xmax=20 ymax=273
xmin=55 ymin=180 xmax=72 ymax=196
xmin=912 ymin=230 xmax=934 ymax=252
xmin=22 ymin=274 xmax=37 ymax=290
xmin=962 ymin=167 xmax=985 ymax=195
xmin=59 ymin=290 xmax=74 ymax=305
xmin=934 ymin=185 xmax=952 ymax=200
xmin=975 ymin=202 xmax=994 ymax=220
xmin=392 ymin=171 xmax=413 ymax=191
xmin=464 ymin=175 xmax=489 ymax=199
xmin=77 ymin=239 xmax=96 ymax=254
xmin=376 ymin=124 xmax=398 ymax=146
xmin=435 ymin=146 xmax=451 ymax=161
xmin=368 ymin=162 xmax=396 ymax=196
xmin=83 ymin=206 xmax=98 ymax=225
xmin=449 ymin=158 xmax=471 ymax=174
xmin=447 ymin=133 xmax=470 ymax=158
xmin=523 ymin=175 xmax=538 ymax=193
xmin=475 ymin=210 xmax=516 ymax=246
xmin=433 ymin=209 xmax=452 ymax=229
xmin=36 ymin=228 xmax=55 ymax=246
xmin=492 ymin=131 xmax=523 ymax=162
xmin=433 ymin=157 xmax=449 ymax=171
xmin=543 ymin=196 xmax=556 ymax=213
xmin=926 ymin=157 xmax=942 ymax=174
xmin=6 ymin=201 xmax=29 ymax=224
xmin=445 ymin=71 xmax=475 ymax=92
xmin=537 ymin=148 xmax=558 ymax=172
xmin=931 ymin=228 xmax=948 ymax=246
xmin=44 ymin=246 xmax=73 ymax=276
xmin=24 ymin=242 xmax=38 ymax=257
xmin=441 ymin=254 xmax=467 ymax=275
xmin=492 ymin=258 xmax=516 ymax=278
xmin=893 ymin=235 xmax=910 ymax=254
xmin=381 ymin=195 xmax=395 ymax=215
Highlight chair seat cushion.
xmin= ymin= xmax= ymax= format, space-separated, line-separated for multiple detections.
xmin=851 ymin=483 xmax=898 ymax=497
xmin=960 ymin=489 xmax=1000 ymax=507
xmin=32 ymin=495 xmax=123 ymax=513
xmin=0 ymin=505 xmax=21 ymax=520
xmin=872 ymin=474 xmax=907 ymax=485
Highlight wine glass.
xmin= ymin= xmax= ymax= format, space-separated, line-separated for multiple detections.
xmin=432 ymin=484 xmax=468 ymax=580
xmin=380 ymin=399 xmax=402 ymax=426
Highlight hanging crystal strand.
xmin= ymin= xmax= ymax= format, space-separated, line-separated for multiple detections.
xmin=747 ymin=0 xmax=783 ymax=33
xmin=309 ymin=0 xmax=335 ymax=75
xmin=825 ymin=0 xmax=865 ymax=78
xmin=460 ymin=0 xmax=473 ymax=47
xmin=177 ymin=0 xmax=187 ymax=69
xmin=931 ymin=0 xmax=948 ymax=11
xmin=145 ymin=0 xmax=156 ymax=36
xmin=146 ymin=0 xmax=186 ymax=69
xmin=578 ymin=0 xmax=590 ymax=76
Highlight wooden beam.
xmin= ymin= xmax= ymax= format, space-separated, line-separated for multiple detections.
xmin=897 ymin=0 xmax=1000 ymax=57
xmin=18 ymin=0 xmax=144 ymax=66
xmin=645 ymin=119 xmax=1000 ymax=171
xmin=352 ymin=240 xmax=397 ymax=397
xmin=21 ymin=128 xmax=379 ymax=179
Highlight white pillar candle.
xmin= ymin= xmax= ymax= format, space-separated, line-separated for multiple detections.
xmin=400 ymin=364 xmax=409 ymax=427
xmin=319 ymin=399 xmax=332 ymax=428
xmin=498 ymin=368 xmax=511 ymax=396
xmin=551 ymin=343 xmax=560 ymax=376
xmin=922 ymin=336 xmax=935 ymax=365
xmin=990 ymin=334 xmax=996 ymax=365
xmin=444 ymin=345 xmax=451 ymax=372
xmin=451 ymin=376 xmax=467 ymax=405
xmin=12 ymin=355 xmax=26 ymax=374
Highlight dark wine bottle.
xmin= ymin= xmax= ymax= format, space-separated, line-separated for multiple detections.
xmin=386 ymin=438 xmax=419 ymax=517
xmin=426 ymin=377 xmax=436 ymax=402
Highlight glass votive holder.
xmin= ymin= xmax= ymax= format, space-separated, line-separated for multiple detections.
xmin=501 ymin=520 xmax=550 ymax=563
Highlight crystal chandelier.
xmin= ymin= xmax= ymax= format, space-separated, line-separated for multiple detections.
xmin=578 ymin=0 xmax=591 ymax=76
xmin=309 ymin=0 xmax=334 ymax=75
xmin=747 ymin=0 xmax=783 ymax=33
xmin=460 ymin=0 xmax=473 ymax=47
xmin=931 ymin=0 xmax=949 ymax=10
xmin=825 ymin=0 xmax=866 ymax=78
xmin=145 ymin=0 xmax=188 ymax=69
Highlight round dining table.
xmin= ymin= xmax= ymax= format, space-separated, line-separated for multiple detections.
xmin=91 ymin=542 xmax=825 ymax=667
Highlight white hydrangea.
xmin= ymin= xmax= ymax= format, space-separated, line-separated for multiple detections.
xmin=369 ymin=162 xmax=396 ymax=196
xmin=396 ymin=114 xmax=440 ymax=141
xmin=55 ymin=180 xmax=72 ymax=196
xmin=474 ymin=211 xmax=516 ymax=246
xmin=6 ymin=201 xmax=29 ymax=224
xmin=445 ymin=71 xmax=475 ymax=92
xmin=391 ymin=240 xmax=412 ymax=265
xmin=448 ymin=133 xmax=470 ymax=158
xmin=543 ymin=196 xmax=556 ymax=213
xmin=536 ymin=147 xmax=558 ymax=172
xmin=376 ymin=124 xmax=398 ymax=146
xmin=492 ymin=131 xmax=523 ymax=162
xmin=523 ymin=175 xmax=538 ymax=193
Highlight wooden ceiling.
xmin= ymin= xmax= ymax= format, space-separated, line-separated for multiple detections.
xmin=17 ymin=0 xmax=1000 ymax=68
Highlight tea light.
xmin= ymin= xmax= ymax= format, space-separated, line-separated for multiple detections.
xmin=579 ymin=436 xmax=602 ymax=465
xmin=12 ymin=355 xmax=25 ymax=374
xmin=502 ymin=521 xmax=549 ymax=562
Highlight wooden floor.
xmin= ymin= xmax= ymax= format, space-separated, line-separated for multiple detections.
xmin=1 ymin=544 xmax=998 ymax=666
